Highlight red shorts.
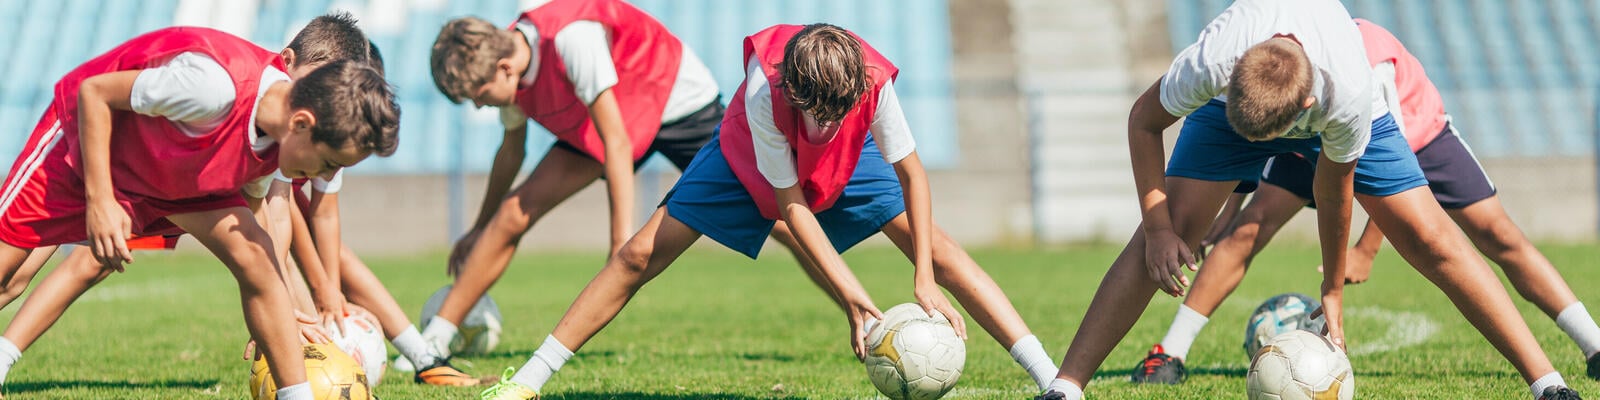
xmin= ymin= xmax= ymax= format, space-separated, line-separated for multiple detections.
xmin=0 ymin=106 xmax=246 ymax=248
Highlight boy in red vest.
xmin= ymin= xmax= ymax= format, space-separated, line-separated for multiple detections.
xmin=425 ymin=0 xmax=911 ymax=373
xmin=0 ymin=27 xmax=398 ymax=399
xmin=1137 ymin=18 xmax=1600 ymax=385
xmin=477 ymin=23 xmax=1056 ymax=400
xmin=0 ymin=19 xmax=482 ymax=387
xmin=1038 ymin=1 xmax=1578 ymax=399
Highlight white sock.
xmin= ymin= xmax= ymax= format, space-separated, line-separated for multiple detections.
xmin=392 ymin=325 xmax=440 ymax=368
xmin=0 ymin=337 xmax=19 ymax=386
xmin=275 ymin=382 xmax=312 ymax=400
xmin=1530 ymin=371 xmax=1566 ymax=399
xmin=1008 ymin=335 xmax=1058 ymax=390
xmin=509 ymin=335 xmax=574 ymax=391
xmin=1045 ymin=378 xmax=1083 ymax=400
xmin=421 ymin=316 xmax=459 ymax=357
xmin=1160 ymin=304 xmax=1210 ymax=360
xmin=1555 ymin=302 xmax=1600 ymax=358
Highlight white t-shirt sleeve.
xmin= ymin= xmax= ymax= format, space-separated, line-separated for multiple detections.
xmin=129 ymin=52 xmax=236 ymax=131
xmin=554 ymin=21 xmax=619 ymax=106
xmin=311 ymin=169 xmax=343 ymax=193
xmin=241 ymin=172 xmax=289 ymax=199
xmin=744 ymin=56 xmax=799 ymax=189
xmin=868 ymin=82 xmax=916 ymax=163
xmin=1371 ymin=61 xmax=1405 ymax=138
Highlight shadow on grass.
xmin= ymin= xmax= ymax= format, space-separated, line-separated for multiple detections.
xmin=8 ymin=378 xmax=219 ymax=393
xmin=1098 ymin=366 xmax=1518 ymax=380
xmin=545 ymin=392 xmax=800 ymax=400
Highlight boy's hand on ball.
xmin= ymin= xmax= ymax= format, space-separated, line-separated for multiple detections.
xmin=915 ymin=281 xmax=967 ymax=340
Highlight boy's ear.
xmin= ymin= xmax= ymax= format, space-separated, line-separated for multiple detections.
xmin=280 ymin=48 xmax=297 ymax=69
xmin=1302 ymin=96 xmax=1317 ymax=109
xmin=290 ymin=109 xmax=318 ymax=134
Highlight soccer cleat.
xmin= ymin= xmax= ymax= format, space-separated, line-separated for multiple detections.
xmin=1540 ymin=385 xmax=1582 ymax=400
xmin=415 ymin=358 xmax=487 ymax=386
xmin=1033 ymin=390 xmax=1066 ymax=400
xmin=480 ymin=368 xmax=540 ymax=400
xmin=1130 ymin=344 xmax=1186 ymax=384
xmin=1588 ymin=353 xmax=1600 ymax=381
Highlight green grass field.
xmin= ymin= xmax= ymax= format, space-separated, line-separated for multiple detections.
xmin=4 ymin=241 xmax=1597 ymax=399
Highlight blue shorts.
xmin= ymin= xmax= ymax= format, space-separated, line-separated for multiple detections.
xmin=662 ymin=132 xmax=905 ymax=259
xmin=1243 ymin=122 xmax=1497 ymax=209
xmin=1166 ymin=100 xmax=1427 ymax=197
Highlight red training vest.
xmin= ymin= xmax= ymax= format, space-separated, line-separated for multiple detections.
xmin=511 ymin=0 xmax=683 ymax=163
xmin=720 ymin=24 xmax=898 ymax=220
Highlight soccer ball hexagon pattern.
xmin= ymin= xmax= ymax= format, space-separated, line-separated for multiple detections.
xmin=249 ymin=343 xmax=373 ymax=400
xmin=419 ymin=285 xmax=503 ymax=355
xmin=1244 ymin=293 xmax=1326 ymax=359
xmin=864 ymin=303 xmax=965 ymax=400
xmin=1246 ymin=330 xmax=1355 ymax=400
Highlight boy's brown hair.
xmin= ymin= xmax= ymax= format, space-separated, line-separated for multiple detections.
xmin=1225 ymin=38 xmax=1313 ymax=141
xmin=290 ymin=60 xmax=400 ymax=157
xmin=430 ymin=17 xmax=519 ymax=104
xmin=779 ymin=23 xmax=873 ymax=124
xmin=286 ymin=11 xmax=371 ymax=69
xmin=367 ymin=39 xmax=386 ymax=75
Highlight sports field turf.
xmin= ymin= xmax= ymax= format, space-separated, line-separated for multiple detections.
xmin=4 ymin=240 xmax=1596 ymax=399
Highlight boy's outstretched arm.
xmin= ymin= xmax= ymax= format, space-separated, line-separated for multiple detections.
xmin=891 ymin=152 xmax=966 ymax=339
xmin=76 ymin=70 xmax=142 ymax=268
xmin=290 ymin=189 xmax=345 ymax=331
xmin=590 ymin=89 xmax=634 ymax=255
xmin=774 ymin=185 xmax=882 ymax=361
xmin=1310 ymin=153 xmax=1355 ymax=349
xmin=450 ymin=123 xmax=527 ymax=274
xmin=1128 ymin=78 xmax=1188 ymax=296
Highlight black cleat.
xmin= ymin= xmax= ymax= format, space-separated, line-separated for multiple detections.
xmin=1130 ymin=344 xmax=1186 ymax=384
xmin=1541 ymin=385 xmax=1582 ymax=400
xmin=1033 ymin=390 xmax=1066 ymax=400
xmin=1588 ymin=353 xmax=1600 ymax=381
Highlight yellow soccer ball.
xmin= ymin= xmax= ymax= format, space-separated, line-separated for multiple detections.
xmin=249 ymin=343 xmax=373 ymax=400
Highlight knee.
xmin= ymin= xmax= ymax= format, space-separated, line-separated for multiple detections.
xmin=486 ymin=206 xmax=535 ymax=242
xmin=613 ymin=239 xmax=653 ymax=276
xmin=1471 ymin=219 xmax=1531 ymax=256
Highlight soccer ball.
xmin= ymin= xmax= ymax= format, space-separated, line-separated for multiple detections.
xmin=1244 ymin=293 xmax=1325 ymax=359
xmin=419 ymin=284 xmax=502 ymax=355
xmin=331 ymin=305 xmax=389 ymax=386
xmin=864 ymin=303 xmax=965 ymax=400
xmin=249 ymin=343 xmax=373 ymax=400
xmin=1246 ymin=330 xmax=1355 ymax=400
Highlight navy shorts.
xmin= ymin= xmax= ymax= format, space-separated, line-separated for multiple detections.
xmin=551 ymin=99 xmax=723 ymax=170
xmin=1248 ymin=123 xmax=1497 ymax=209
xmin=1167 ymin=100 xmax=1427 ymax=197
xmin=662 ymin=132 xmax=905 ymax=259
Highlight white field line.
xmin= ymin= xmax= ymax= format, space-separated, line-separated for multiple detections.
xmin=1345 ymin=306 xmax=1439 ymax=356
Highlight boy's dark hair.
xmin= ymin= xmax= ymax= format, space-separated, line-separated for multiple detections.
xmin=1225 ymin=38 xmax=1314 ymax=141
xmin=286 ymin=11 xmax=371 ymax=69
xmin=778 ymin=23 xmax=872 ymax=124
xmin=367 ymin=39 xmax=386 ymax=75
xmin=290 ymin=60 xmax=400 ymax=157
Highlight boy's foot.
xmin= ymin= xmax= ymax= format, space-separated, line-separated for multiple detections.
xmin=1541 ymin=385 xmax=1582 ymax=400
xmin=480 ymin=368 xmax=540 ymax=400
xmin=415 ymin=359 xmax=487 ymax=386
xmin=1033 ymin=391 xmax=1065 ymax=400
xmin=1130 ymin=344 xmax=1186 ymax=384
xmin=1588 ymin=353 xmax=1600 ymax=380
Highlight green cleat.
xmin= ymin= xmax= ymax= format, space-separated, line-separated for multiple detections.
xmin=480 ymin=367 xmax=540 ymax=400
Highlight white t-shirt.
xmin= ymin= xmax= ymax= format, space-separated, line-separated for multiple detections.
xmin=498 ymin=20 xmax=720 ymax=128
xmin=743 ymin=57 xmax=916 ymax=189
xmin=1158 ymin=0 xmax=1379 ymax=163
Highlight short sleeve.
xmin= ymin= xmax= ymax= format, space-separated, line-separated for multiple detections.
xmin=311 ymin=170 xmax=343 ymax=193
xmin=554 ymin=21 xmax=619 ymax=105
xmin=868 ymin=82 xmax=916 ymax=163
xmin=129 ymin=52 xmax=236 ymax=129
xmin=744 ymin=56 xmax=798 ymax=189
xmin=1159 ymin=42 xmax=1227 ymax=117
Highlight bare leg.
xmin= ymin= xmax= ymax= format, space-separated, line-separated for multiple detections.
xmin=550 ymin=208 xmax=701 ymax=351
xmin=879 ymin=215 xmax=1031 ymax=348
xmin=170 ymin=208 xmax=307 ymax=387
xmin=0 ymin=246 xmax=60 ymax=310
xmin=1 ymin=248 xmax=115 ymax=350
xmin=1362 ymin=187 xmax=1554 ymax=383
xmin=439 ymin=149 xmax=602 ymax=326
xmin=1183 ymin=183 xmax=1308 ymax=316
xmin=1054 ymin=177 xmax=1237 ymax=387
xmin=1446 ymin=196 xmax=1576 ymax=318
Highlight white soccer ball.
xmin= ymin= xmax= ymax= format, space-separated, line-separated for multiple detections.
xmin=1244 ymin=293 xmax=1326 ymax=359
xmin=419 ymin=285 xmax=502 ymax=355
xmin=864 ymin=303 xmax=965 ymax=400
xmin=1247 ymin=330 xmax=1355 ymax=400
xmin=331 ymin=305 xmax=389 ymax=386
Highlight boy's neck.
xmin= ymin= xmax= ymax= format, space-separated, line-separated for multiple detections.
xmin=509 ymin=30 xmax=534 ymax=83
xmin=255 ymin=81 xmax=294 ymax=141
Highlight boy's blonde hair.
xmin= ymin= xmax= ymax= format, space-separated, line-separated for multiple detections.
xmin=779 ymin=23 xmax=872 ymax=124
xmin=1225 ymin=38 xmax=1313 ymax=141
xmin=430 ymin=16 xmax=519 ymax=104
